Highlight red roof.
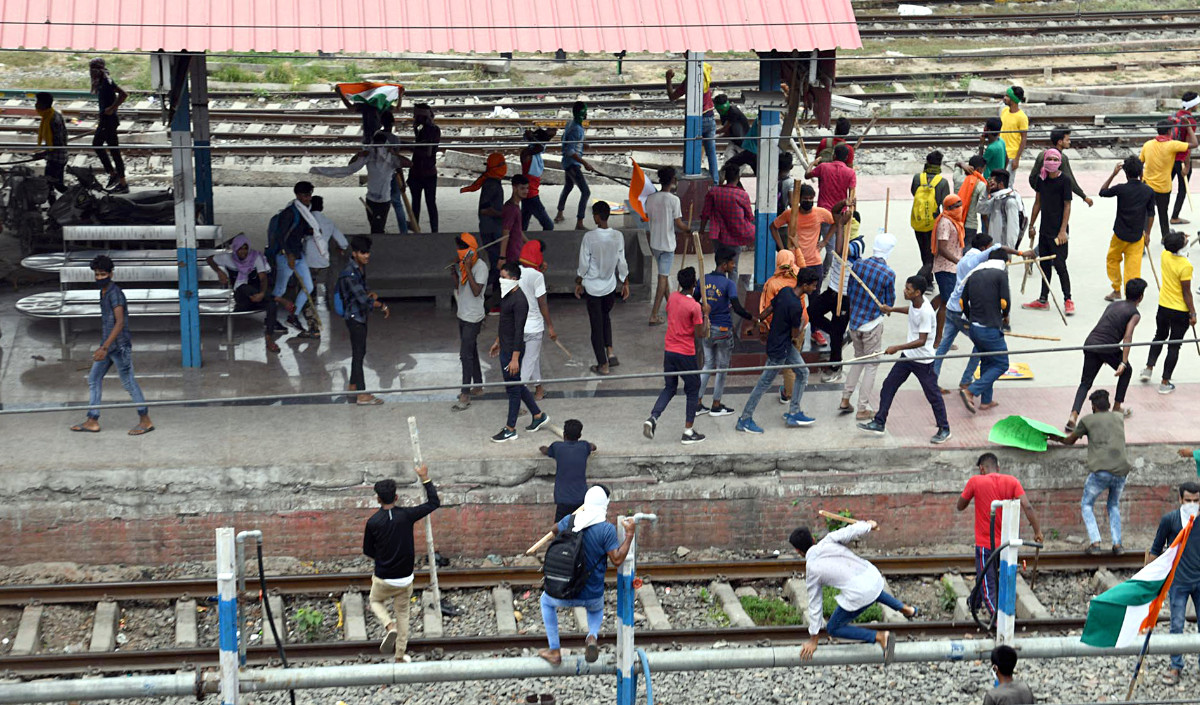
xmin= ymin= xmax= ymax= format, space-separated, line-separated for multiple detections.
xmin=1 ymin=0 xmax=860 ymax=54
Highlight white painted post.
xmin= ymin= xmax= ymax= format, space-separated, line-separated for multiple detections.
xmin=215 ymin=527 xmax=238 ymax=705
xmin=995 ymin=499 xmax=1022 ymax=646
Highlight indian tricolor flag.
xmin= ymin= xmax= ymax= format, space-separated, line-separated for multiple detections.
xmin=337 ymin=82 xmax=405 ymax=111
xmin=628 ymin=160 xmax=656 ymax=222
xmin=1082 ymin=515 xmax=1195 ymax=647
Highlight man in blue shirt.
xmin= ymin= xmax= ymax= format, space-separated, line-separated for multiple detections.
xmin=696 ymin=246 xmax=754 ymax=416
xmin=555 ymin=101 xmax=595 ymax=231
xmin=839 ymin=233 xmax=897 ymax=419
xmin=1151 ymin=481 xmax=1200 ymax=685
xmin=336 ymin=236 xmax=390 ymax=406
xmin=70 ymin=255 xmax=153 ymax=435
xmin=539 ymin=419 xmax=598 ymax=522
xmin=539 ymin=486 xmax=635 ymax=666
xmin=737 ymin=269 xmax=821 ymax=434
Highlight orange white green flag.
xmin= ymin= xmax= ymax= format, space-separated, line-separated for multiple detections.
xmin=1081 ymin=515 xmax=1194 ymax=647
xmin=336 ymin=82 xmax=405 ymax=111
xmin=628 ymin=160 xmax=656 ymax=222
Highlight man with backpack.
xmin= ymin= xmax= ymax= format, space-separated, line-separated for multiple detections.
xmin=267 ymin=181 xmax=319 ymax=337
xmin=1170 ymin=92 xmax=1198 ymax=226
xmin=910 ymin=151 xmax=951 ymax=279
xmin=539 ymin=486 xmax=635 ymax=666
xmin=978 ymin=169 xmax=1024 ymax=251
xmin=335 ymin=236 xmax=390 ymax=405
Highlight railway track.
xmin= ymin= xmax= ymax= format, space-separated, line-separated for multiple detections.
xmin=0 ymin=553 xmax=1142 ymax=677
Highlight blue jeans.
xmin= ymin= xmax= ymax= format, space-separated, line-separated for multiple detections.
xmin=698 ymin=333 xmax=734 ymax=401
xmin=966 ymin=325 xmax=1008 ymax=405
xmin=740 ymin=344 xmax=807 ymax=421
xmin=827 ymin=590 xmax=904 ymax=643
xmin=557 ymin=165 xmax=591 ymax=221
xmin=933 ymin=309 xmax=979 ymax=382
xmin=651 ymin=248 xmax=674 ymax=277
xmin=1081 ymin=471 xmax=1126 ymax=545
xmin=87 ymin=344 xmax=147 ymax=419
xmin=541 ymin=592 xmax=604 ymax=650
xmin=272 ymin=253 xmax=314 ymax=314
xmin=1169 ymin=581 xmax=1200 ymax=670
xmin=969 ymin=546 xmax=997 ymax=616
xmin=389 ymin=178 xmax=409 ymax=234
xmin=701 ymin=113 xmax=719 ymax=184
xmin=651 ymin=351 xmax=700 ymax=424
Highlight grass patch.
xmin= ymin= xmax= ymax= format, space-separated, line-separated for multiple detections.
xmin=213 ymin=65 xmax=257 ymax=83
xmin=823 ymin=587 xmax=882 ymax=623
xmin=939 ymin=577 xmax=959 ymax=613
xmin=740 ymin=596 xmax=805 ymax=626
xmin=0 ymin=51 xmax=52 ymax=69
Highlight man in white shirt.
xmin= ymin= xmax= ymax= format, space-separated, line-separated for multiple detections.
xmin=645 ymin=166 xmax=690 ymax=326
xmin=305 ymin=195 xmax=349 ymax=315
xmin=310 ymin=132 xmax=410 ymax=234
xmin=518 ymin=239 xmax=557 ymax=400
xmin=575 ymin=202 xmax=630 ymax=376
xmin=792 ymin=519 xmax=917 ymax=662
xmin=452 ymin=233 xmax=489 ymax=412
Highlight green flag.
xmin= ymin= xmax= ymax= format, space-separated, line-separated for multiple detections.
xmin=988 ymin=415 xmax=1065 ymax=452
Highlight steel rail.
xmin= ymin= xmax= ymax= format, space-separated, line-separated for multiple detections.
xmin=0 ymin=552 xmax=1143 ymax=607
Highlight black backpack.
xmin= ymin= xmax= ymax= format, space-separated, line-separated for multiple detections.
xmin=542 ymin=517 xmax=593 ymax=599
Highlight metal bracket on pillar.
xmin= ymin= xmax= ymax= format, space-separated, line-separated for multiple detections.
xmin=171 ymin=57 xmax=202 ymax=368
xmin=683 ymin=51 xmax=705 ymax=178
xmin=189 ymin=54 xmax=214 ymax=226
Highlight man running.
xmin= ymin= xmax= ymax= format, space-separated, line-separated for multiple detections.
xmin=644 ymin=266 xmax=709 ymax=445
xmin=1066 ymin=279 xmax=1145 ymax=432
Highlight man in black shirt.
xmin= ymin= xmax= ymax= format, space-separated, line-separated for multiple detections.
xmin=960 ymin=252 xmax=1011 ymax=414
xmin=1067 ymin=278 xmax=1145 ymax=431
xmin=362 ymin=464 xmax=440 ymax=663
xmin=407 ymin=103 xmax=440 ymax=232
xmin=89 ymin=58 xmax=128 ymax=193
xmin=714 ymin=94 xmax=751 ymax=173
xmin=1152 ymin=481 xmax=1200 ymax=685
xmin=490 ymin=262 xmax=548 ymax=442
xmin=1099 ymin=157 xmax=1156 ymax=302
xmin=1023 ymin=149 xmax=1075 ymax=314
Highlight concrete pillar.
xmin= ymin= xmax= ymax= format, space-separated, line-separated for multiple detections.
xmin=753 ymin=53 xmax=783 ymax=290
xmin=571 ymin=607 xmax=590 ymax=632
xmin=340 ymin=592 xmax=367 ymax=642
xmin=421 ymin=590 xmax=443 ymax=638
xmin=635 ymin=581 xmax=672 ymax=630
xmin=782 ymin=578 xmax=809 ymax=625
xmin=683 ymin=51 xmax=705 ymax=178
xmin=995 ymin=499 xmax=1022 ymax=646
xmin=189 ymin=54 xmax=214 ymax=226
xmin=215 ymin=527 xmax=238 ymax=705
xmin=175 ymin=599 xmax=198 ymax=647
xmin=170 ymin=55 xmax=201 ymax=368
xmin=941 ymin=573 xmax=972 ymax=622
xmin=88 ymin=601 xmax=121 ymax=652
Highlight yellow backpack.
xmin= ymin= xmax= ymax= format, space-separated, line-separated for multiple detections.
xmin=910 ymin=172 xmax=943 ymax=231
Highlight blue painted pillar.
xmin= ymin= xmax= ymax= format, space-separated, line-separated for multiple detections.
xmin=171 ymin=69 xmax=202 ymax=367
xmin=995 ymin=499 xmax=1021 ymax=646
xmin=189 ymin=55 xmax=214 ymax=225
xmin=753 ymin=54 xmax=783 ymax=290
xmin=615 ymin=515 xmax=637 ymax=705
xmin=215 ymin=528 xmax=239 ymax=705
xmin=682 ymin=51 xmax=704 ymax=177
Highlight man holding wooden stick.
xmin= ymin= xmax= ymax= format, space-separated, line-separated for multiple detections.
xmin=838 ymin=233 xmax=897 ymax=419
xmin=1140 ymin=231 xmax=1196 ymax=395
xmin=362 ymin=463 xmax=440 ymax=663
xmin=791 ymin=517 xmax=918 ymax=663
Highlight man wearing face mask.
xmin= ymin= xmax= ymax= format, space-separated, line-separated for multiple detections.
xmin=1151 ymin=481 xmax=1200 ymax=686
xmin=407 ymin=103 xmax=440 ymax=233
xmin=556 ymin=101 xmax=595 ymax=231
xmin=490 ymin=263 xmax=549 ymax=442
xmin=1023 ymin=148 xmax=1074 ymax=315
xmin=983 ymin=645 xmax=1034 ymax=705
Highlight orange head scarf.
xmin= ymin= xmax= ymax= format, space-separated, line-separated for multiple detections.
xmin=456 ymin=233 xmax=479 ymax=285
xmin=518 ymin=240 xmax=544 ymax=269
xmin=775 ymin=249 xmax=798 ymax=278
xmin=461 ymin=153 xmax=507 ymax=193
xmin=931 ymin=193 xmax=966 ymax=253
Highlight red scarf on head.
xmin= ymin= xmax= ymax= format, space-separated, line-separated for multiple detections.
xmin=461 ymin=153 xmax=507 ymax=193
xmin=957 ymin=172 xmax=985 ymax=217
xmin=518 ymin=240 xmax=543 ymax=269
xmin=931 ymin=194 xmax=966 ymax=254
xmin=456 ymin=233 xmax=479 ymax=285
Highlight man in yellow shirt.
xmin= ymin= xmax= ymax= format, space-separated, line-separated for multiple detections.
xmin=1140 ymin=120 xmax=1198 ymax=240
xmin=999 ymin=86 xmax=1029 ymax=173
xmin=1140 ymin=230 xmax=1196 ymax=395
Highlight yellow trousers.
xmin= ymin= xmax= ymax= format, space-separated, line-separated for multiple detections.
xmin=1106 ymin=236 xmax=1144 ymax=294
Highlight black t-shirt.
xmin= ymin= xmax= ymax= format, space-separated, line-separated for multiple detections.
xmin=362 ymin=481 xmax=440 ymax=580
xmin=546 ymin=440 xmax=592 ymax=506
xmin=97 ymin=77 xmax=120 ymax=121
xmin=1099 ymin=181 xmax=1156 ymax=242
xmin=410 ymin=122 xmax=441 ymax=181
xmin=961 ymin=267 xmax=1011 ymax=329
xmin=1032 ymin=174 xmax=1073 ymax=237
xmin=721 ymin=106 xmax=750 ymax=141
xmin=499 ymin=289 xmax=529 ymax=355
xmin=356 ymin=104 xmax=382 ymax=144
xmin=1085 ymin=300 xmax=1139 ymax=348
xmin=766 ymin=286 xmax=806 ymax=359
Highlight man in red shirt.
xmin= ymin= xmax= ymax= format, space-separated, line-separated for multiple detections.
xmin=957 ymin=453 xmax=1044 ymax=616
xmin=644 ymin=266 xmax=709 ymax=445
xmin=499 ymin=175 xmax=529 ymax=267
xmin=1171 ymin=91 xmax=1198 ymax=225
xmin=805 ymin=144 xmax=858 ymax=274
xmin=700 ymin=163 xmax=756 ymax=280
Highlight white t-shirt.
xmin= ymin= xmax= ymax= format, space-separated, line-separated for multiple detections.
xmin=519 ymin=265 xmax=547 ymax=334
xmin=645 ymin=190 xmax=682 ymax=253
xmin=382 ymin=575 xmax=414 ymax=588
xmin=901 ymin=302 xmax=936 ymax=363
xmin=456 ymin=260 xmax=489 ymax=323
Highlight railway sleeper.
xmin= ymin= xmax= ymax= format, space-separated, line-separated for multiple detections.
xmin=175 ymin=598 xmax=198 ymax=648
xmin=339 ymin=592 xmax=367 ymax=642
xmin=709 ymin=581 xmax=755 ymax=629
xmin=88 ymin=600 xmax=120 ymax=653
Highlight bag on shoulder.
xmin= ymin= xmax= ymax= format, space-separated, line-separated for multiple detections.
xmin=332 ymin=272 xmax=348 ymax=318
xmin=542 ymin=516 xmax=591 ymax=600
xmin=910 ymin=172 xmax=942 ymax=232
xmin=265 ymin=205 xmax=298 ymax=260
xmin=997 ymin=192 xmax=1028 ymax=236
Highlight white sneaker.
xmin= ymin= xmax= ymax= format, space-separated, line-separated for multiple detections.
xmin=1139 ymin=367 xmax=1153 ymax=383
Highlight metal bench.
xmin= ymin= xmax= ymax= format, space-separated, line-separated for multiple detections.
xmin=21 ymin=248 xmax=221 ymax=273
xmin=21 ymin=224 xmax=224 ymax=272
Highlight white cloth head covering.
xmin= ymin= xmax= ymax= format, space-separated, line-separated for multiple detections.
xmin=572 ymin=486 xmax=610 ymax=531
xmin=1183 ymin=95 xmax=1200 ymax=110
xmin=872 ymin=232 xmax=897 ymax=261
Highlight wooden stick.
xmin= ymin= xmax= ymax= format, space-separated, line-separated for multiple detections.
xmin=694 ymin=229 xmax=708 ymax=308
xmin=680 ymin=203 xmax=695 ymax=272
xmin=406 ymin=417 xmax=440 ymax=609
xmin=884 ymin=188 xmax=890 ymax=233
xmin=787 ymin=172 xmax=802 ymax=258
xmin=526 ymin=508 xmax=583 ymax=555
xmin=1033 ymin=261 xmax=1070 ymax=326
xmin=835 ymin=217 xmax=852 ymax=316
xmin=1020 ymin=262 xmax=1031 ymax=295
xmin=851 ymin=115 xmax=880 ymax=155
xmin=1144 ymin=242 xmax=1161 ymax=289
xmin=836 ymin=252 xmax=889 ymax=315
xmin=1192 ymin=324 xmax=1200 ymax=357
xmin=818 ymin=509 xmax=859 ymax=524
xmin=1005 ymin=254 xmax=1056 ymax=267
xmin=1005 ymin=332 xmax=1062 ymax=341
xmin=394 ymin=171 xmax=420 ymax=234
xmin=844 ymin=350 xmax=886 ymax=364
xmin=552 ymin=337 xmax=574 ymax=360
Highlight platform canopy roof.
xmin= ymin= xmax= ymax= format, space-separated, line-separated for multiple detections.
xmin=0 ymin=0 xmax=861 ymax=55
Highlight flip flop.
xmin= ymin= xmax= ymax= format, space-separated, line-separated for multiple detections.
xmin=70 ymin=424 xmax=100 ymax=433
xmin=589 ymin=365 xmax=610 ymax=376
xmin=882 ymin=631 xmax=895 ymax=664
xmin=1122 ymin=408 xmax=1133 ymax=419
xmin=648 ymin=316 xmax=665 ymax=327
xmin=959 ymin=389 xmax=977 ymax=414
xmin=356 ymin=396 xmax=385 ymax=406
xmin=838 ymin=405 xmax=854 ymax=416
xmin=128 ymin=425 xmax=155 ymax=436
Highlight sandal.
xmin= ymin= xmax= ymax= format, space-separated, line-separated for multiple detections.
xmin=128 ymin=425 xmax=155 ymax=436
xmin=959 ymin=389 xmax=976 ymax=414
xmin=451 ymin=399 xmax=471 ymax=412
xmin=265 ymin=340 xmax=280 ymax=354
xmin=838 ymin=404 xmax=853 ymax=416
xmin=356 ymin=396 xmax=384 ymax=406
xmin=590 ymin=364 xmax=610 ymax=376
xmin=538 ymin=648 xmax=562 ymax=666
xmin=1163 ymin=669 xmax=1181 ymax=685
xmin=70 ymin=423 xmax=100 ymax=433
xmin=1065 ymin=420 xmax=1076 ymax=433
xmin=648 ymin=316 xmax=664 ymax=326
xmin=607 ymin=355 xmax=621 ymax=368
xmin=881 ymin=631 xmax=895 ymax=664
